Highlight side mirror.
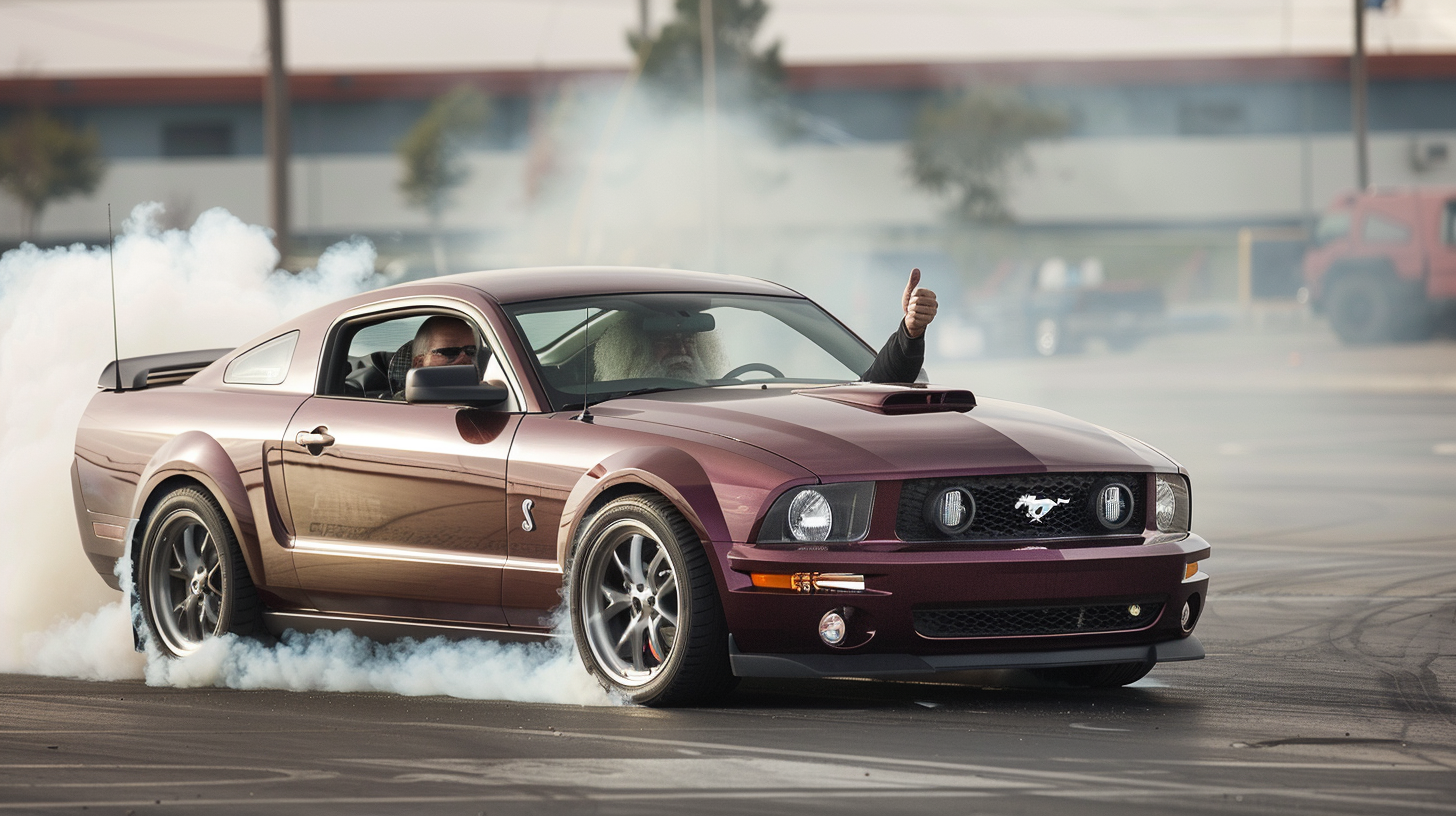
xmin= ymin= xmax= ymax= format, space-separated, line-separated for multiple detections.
xmin=405 ymin=364 xmax=508 ymax=408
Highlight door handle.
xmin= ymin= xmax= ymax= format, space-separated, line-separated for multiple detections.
xmin=295 ymin=427 xmax=335 ymax=451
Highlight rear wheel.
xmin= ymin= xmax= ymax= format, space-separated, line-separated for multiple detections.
xmin=137 ymin=487 xmax=261 ymax=657
xmin=1030 ymin=659 xmax=1154 ymax=688
xmin=569 ymin=495 xmax=736 ymax=706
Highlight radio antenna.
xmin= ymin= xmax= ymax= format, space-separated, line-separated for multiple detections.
xmin=107 ymin=204 xmax=122 ymax=392
xmin=575 ymin=304 xmax=594 ymax=423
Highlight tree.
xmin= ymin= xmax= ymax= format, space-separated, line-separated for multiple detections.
xmin=397 ymin=84 xmax=491 ymax=275
xmin=628 ymin=0 xmax=786 ymax=109
xmin=908 ymin=89 xmax=1068 ymax=223
xmin=0 ymin=110 xmax=105 ymax=239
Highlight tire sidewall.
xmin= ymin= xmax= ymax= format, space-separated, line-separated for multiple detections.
xmin=568 ymin=498 xmax=696 ymax=704
xmin=137 ymin=488 xmax=242 ymax=658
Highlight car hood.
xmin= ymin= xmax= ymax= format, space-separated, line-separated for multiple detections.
xmin=590 ymin=384 xmax=1175 ymax=479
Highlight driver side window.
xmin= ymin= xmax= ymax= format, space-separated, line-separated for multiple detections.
xmin=325 ymin=312 xmax=492 ymax=400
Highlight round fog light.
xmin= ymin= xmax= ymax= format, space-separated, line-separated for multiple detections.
xmin=818 ymin=611 xmax=846 ymax=645
xmin=1180 ymin=595 xmax=1201 ymax=633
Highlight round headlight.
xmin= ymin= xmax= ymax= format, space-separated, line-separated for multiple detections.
xmin=1094 ymin=482 xmax=1134 ymax=529
xmin=1155 ymin=478 xmax=1176 ymax=531
xmin=787 ymin=490 xmax=833 ymax=542
xmin=926 ymin=486 xmax=975 ymax=536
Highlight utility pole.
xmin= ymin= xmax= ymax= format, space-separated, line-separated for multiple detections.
xmin=699 ymin=0 xmax=719 ymax=272
xmin=265 ymin=0 xmax=292 ymax=261
xmin=1351 ymin=0 xmax=1369 ymax=191
xmin=638 ymin=0 xmax=650 ymax=41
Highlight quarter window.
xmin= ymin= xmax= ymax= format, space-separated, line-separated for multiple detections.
xmin=224 ymin=331 xmax=298 ymax=385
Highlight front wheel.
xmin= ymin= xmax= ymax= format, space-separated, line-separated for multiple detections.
xmin=568 ymin=495 xmax=736 ymax=706
xmin=137 ymin=487 xmax=261 ymax=657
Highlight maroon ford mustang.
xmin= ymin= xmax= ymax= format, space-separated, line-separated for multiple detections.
xmin=72 ymin=266 xmax=1208 ymax=705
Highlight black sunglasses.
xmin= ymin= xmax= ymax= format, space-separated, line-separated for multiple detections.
xmin=430 ymin=345 xmax=478 ymax=359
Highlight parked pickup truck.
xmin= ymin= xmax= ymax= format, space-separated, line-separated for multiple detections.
xmin=1303 ymin=188 xmax=1456 ymax=344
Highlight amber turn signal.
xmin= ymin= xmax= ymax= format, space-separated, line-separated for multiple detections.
xmin=1184 ymin=562 xmax=1200 ymax=580
xmin=750 ymin=572 xmax=865 ymax=592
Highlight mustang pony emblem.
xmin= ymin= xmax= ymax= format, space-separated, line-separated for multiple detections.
xmin=1015 ymin=494 xmax=1070 ymax=522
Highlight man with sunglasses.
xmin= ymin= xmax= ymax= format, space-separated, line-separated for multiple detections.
xmin=410 ymin=316 xmax=480 ymax=370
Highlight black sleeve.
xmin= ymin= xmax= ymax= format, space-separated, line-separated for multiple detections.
xmin=861 ymin=321 xmax=925 ymax=384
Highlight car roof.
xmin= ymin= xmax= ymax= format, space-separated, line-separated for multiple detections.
xmin=418 ymin=266 xmax=800 ymax=305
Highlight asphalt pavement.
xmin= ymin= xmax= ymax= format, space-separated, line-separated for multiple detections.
xmin=3 ymin=317 xmax=1454 ymax=815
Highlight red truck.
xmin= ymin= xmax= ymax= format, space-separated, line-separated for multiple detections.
xmin=1303 ymin=187 xmax=1456 ymax=344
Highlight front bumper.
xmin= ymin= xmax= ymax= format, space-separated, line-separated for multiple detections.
xmin=717 ymin=532 xmax=1210 ymax=659
xmin=730 ymin=633 xmax=1204 ymax=678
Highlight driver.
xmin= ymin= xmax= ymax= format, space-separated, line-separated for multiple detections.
xmin=590 ymin=268 xmax=937 ymax=385
xmin=411 ymin=316 xmax=479 ymax=369
xmin=593 ymin=316 xmax=726 ymax=384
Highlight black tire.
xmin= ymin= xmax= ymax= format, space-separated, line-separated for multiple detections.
xmin=1327 ymin=273 xmax=1432 ymax=345
xmin=568 ymin=495 xmax=737 ymax=706
xmin=1030 ymin=659 xmax=1154 ymax=688
xmin=137 ymin=487 xmax=262 ymax=657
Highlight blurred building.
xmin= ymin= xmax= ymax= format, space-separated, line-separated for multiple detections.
xmin=3 ymin=54 xmax=1456 ymax=255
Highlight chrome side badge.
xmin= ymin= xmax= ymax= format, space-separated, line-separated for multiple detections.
xmin=1015 ymin=494 xmax=1069 ymax=523
xmin=521 ymin=498 xmax=536 ymax=532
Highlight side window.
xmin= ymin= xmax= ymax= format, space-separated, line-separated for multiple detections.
xmin=224 ymin=331 xmax=298 ymax=385
xmin=1361 ymin=213 xmax=1412 ymax=244
xmin=326 ymin=312 xmax=490 ymax=399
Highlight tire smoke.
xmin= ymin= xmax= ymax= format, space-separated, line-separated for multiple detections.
xmin=0 ymin=203 xmax=610 ymax=706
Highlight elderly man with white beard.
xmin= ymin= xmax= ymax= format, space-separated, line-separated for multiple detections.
xmin=592 ymin=269 xmax=937 ymax=385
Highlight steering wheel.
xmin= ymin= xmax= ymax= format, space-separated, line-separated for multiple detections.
xmin=722 ymin=362 xmax=785 ymax=380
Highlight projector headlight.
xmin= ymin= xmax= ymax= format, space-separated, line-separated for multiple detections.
xmin=758 ymin=483 xmax=875 ymax=545
xmin=1154 ymin=474 xmax=1191 ymax=534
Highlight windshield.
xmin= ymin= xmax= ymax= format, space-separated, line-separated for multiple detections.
xmin=506 ymin=293 xmax=877 ymax=410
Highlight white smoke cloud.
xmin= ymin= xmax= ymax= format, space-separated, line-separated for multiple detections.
xmin=0 ymin=204 xmax=610 ymax=706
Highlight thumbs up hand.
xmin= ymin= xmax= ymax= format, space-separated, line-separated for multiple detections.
xmin=901 ymin=268 xmax=938 ymax=338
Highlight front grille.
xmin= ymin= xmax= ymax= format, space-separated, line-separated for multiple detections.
xmin=897 ymin=472 xmax=1144 ymax=542
xmin=913 ymin=601 xmax=1164 ymax=638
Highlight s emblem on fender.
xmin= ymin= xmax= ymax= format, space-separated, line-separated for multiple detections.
xmin=521 ymin=498 xmax=536 ymax=532
xmin=1015 ymin=494 xmax=1070 ymax=523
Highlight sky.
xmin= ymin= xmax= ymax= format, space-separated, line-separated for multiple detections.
xmin=1 ymin=0 xmax=1455 ymax=79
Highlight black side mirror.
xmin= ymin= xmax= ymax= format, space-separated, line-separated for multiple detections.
xmin=405 ymin=364 xmax=508 ymax=408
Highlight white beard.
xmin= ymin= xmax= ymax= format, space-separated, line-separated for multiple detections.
xmin=651 ymin=353 xmax=710 ymax=384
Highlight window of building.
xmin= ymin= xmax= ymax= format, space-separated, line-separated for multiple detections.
xmin=1361 ymin=213 xmax=1412 ymax=244
xmin=1444 ymin=201 xmax=1456 ymax=245
xmin=162 ymin=122 xmax=235 ymax=157
xmin=1178 ymin=100 xmax=1247 ymax=136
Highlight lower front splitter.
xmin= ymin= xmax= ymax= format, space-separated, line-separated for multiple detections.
xmin=728 ymin=634 xmax=1204 ymax=678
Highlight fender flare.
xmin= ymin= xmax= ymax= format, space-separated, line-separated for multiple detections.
xmin=554 ymin=446 xmax=728 ymax=569
xmin=130 ymin=431 xmax=262 ymax=584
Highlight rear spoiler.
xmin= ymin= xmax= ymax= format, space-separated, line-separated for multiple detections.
xmin=98 ymin=348 xmax=234 ymax=391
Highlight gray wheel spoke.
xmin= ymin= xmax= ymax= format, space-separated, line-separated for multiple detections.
xmin=656 ymin=571 xmax=677 ymax=603
xmin=628 ymin=534 xmax=646 ymax=585
xmin=167 ymin=567 xmax=188 ymax=581
xmin=611 ymin=551 xmax=632 ymax=587
xmin=201 ymin=593 xmax=220 ymax=629
xmin=182 ymin=525 xmax=202 ymax=573
xmin=647 ymin=616 xmax=669 ymax=662
xmin=599 ymin=587 xmax=632 ymax=620
xmin=646 ymin=548 xmax=668 ymax=589
xmin=180 ymin=595 xmax=202 ymax=641
xmin=656 ymin=603 xmax=678 ymax=629
xmin=628 ymin=622 xmax=645 ymax=671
